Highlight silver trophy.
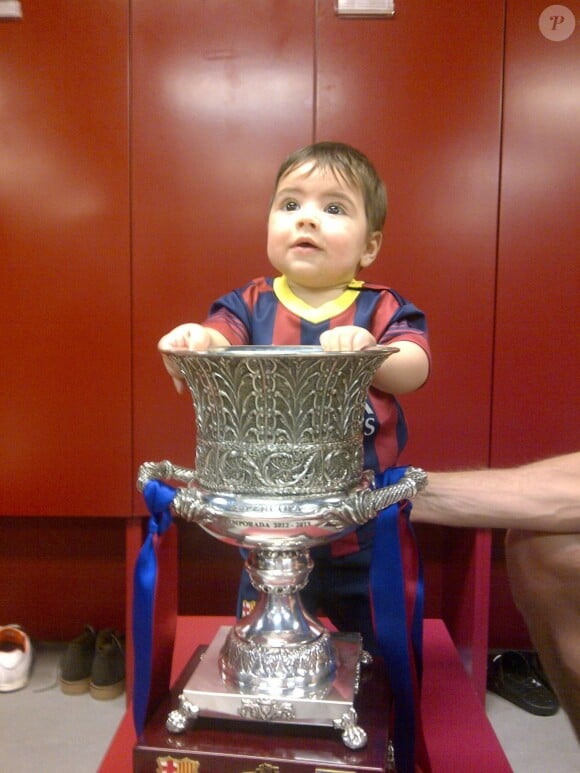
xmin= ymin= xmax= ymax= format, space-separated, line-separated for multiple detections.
xmin=137 ymin=345 xmax=426 ymax=749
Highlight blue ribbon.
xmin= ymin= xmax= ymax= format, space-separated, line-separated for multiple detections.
xmin=371 ymin=466 xmax=426 ymax=773
xmin=132 ymin=480 xmax=176 ymax=736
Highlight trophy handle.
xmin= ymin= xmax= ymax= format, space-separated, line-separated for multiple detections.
xmin=137 ymin=460 xmax=215 ymax=524
xmin=137 ymin=459 xmax=197 ymax=490
xmin=368 ymin=466 xmax=428 ymax=511
xmin=328 ymin=467 xmax=428 ymax=530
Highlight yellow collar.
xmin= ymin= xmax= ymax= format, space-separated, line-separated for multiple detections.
xmin=273 ymin=276 xmax=363 ymax=324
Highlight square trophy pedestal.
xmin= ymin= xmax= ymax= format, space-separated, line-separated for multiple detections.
xmin=134 ymin=627 xmax=393 ymax=773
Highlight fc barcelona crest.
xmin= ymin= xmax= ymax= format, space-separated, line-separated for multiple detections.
xmin=156 ymin=755 xmax=200 ymax=773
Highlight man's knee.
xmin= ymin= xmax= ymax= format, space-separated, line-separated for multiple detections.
xmin=506 ymin=529 xmax=580 ymax=609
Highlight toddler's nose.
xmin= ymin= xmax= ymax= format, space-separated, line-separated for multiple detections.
xmin=296 ymin=206 xmax=319 ymax=228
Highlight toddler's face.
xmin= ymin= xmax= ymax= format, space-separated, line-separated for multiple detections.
xmin=267 ymin=163 xmax=381 ymax=299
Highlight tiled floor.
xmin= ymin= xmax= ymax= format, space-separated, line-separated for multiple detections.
xmin=1 ymin=642 xmax=578 ymax=772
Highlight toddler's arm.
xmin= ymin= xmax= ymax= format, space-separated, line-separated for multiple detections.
xmin=320 ymin=326 xmax=429 ymax=395
xmin=158 ymin=323 xmax=230 ymax=393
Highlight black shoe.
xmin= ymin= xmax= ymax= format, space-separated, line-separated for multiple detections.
xmin=487 ymin=650 xmax=559 ymax=716
xmin=528 ymin=650 xmax=556 ymax=691
xmin=59 ymin=625 xmax=97 ymax=695
xmin=89 ymin=629 xmax=125 ymax=700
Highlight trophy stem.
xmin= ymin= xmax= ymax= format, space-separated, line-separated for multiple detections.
xmin=220 ymin=547 xmax=338 ymax=696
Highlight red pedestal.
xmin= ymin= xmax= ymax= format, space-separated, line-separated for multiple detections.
xmin=134 ymin=645 xmax=392 ymax=772
xmin=100 ymin=616 xmax=511 ymax=773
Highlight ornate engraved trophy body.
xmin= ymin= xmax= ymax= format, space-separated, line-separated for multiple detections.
xmin=138 ymin=346 xmax=426 ymax=749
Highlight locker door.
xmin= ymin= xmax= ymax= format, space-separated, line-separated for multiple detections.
xmin=0 ymin=1 xmax=131 ymax=516
xmin=315 ymin=0 xmax=505 ymax=696
xmin=316 ymin=1 xmax=504 ymax=470
xmin=132 ymin=0 xmax=315 ymax=489
xmin=0 ymin=1 xmax=130 ymax=639
xmin=488 ymin=0 xmax=579 ymax=649
xmin=131 ymin=1 xmax=316 ymax=611
xmin=492 ymin=0 xmax=580 ymax=465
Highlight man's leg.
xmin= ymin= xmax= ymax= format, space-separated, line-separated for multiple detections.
xmin=505 ymin=529 xmax=580 ymax=740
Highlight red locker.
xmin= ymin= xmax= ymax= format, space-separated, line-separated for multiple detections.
xmin=492 ymin=0 xmax=580 ymax=466
xmin=316 ymin=0 xmax=505 ymax=693
xmin=0 ymin=1 xmax=130 ymax=638
xmin=130 ymin=1 xmax=318 ymax=621
xmin=317 ymin=1 xmax=504 ymax=470
xmin=0 ymin=1 xmax=132 ymax=516
xmin=131 ymin=1 xmax=316 ymax=499
xmin=489 ymin=0 xmax=579 ymax=648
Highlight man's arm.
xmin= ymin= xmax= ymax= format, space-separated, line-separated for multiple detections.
xmin=411 ymin=452 xmax=580 ymax=532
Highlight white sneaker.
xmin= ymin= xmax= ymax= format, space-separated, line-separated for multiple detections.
xmin=0 ymin=624 xmax=33 ymax=692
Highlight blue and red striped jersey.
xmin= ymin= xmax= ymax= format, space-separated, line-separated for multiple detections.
xmin=203 ymin=275 xmax=430 ymax=474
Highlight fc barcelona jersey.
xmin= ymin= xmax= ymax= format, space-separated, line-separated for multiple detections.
xmin=203 ymin=275 xmax=430 ymax=473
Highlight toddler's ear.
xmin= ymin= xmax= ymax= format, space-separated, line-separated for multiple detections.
xmin=360 ymin=231 xmax=382 ymax=268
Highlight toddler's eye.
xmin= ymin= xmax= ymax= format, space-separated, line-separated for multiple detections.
xmin=326 ymin=203 xmax=345 ymax=215
xmin=282 ymin=200 xmax=299 ymax=211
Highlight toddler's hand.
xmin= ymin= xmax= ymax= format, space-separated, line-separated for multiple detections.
xmin=158 ymin=323 xmax=213 ymax=393
xmin=319 ymin=326 xmax=377 ymax=352
xmin=158 ymin=323 xmax=213 ymax=352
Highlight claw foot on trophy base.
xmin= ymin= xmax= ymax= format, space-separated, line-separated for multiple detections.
xmin=333 ymin=707 xmax=368 ymax=750
xmin=166 ymin=694 xmax=199 ymax=734
xmin=360 ymin=649 xmax=373 ymax=666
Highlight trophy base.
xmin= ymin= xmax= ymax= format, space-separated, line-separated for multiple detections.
xmin=134 ymin=635 xmax=392 ymax=773
xmin=166 ymin=626 xmax=370 ymax=748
